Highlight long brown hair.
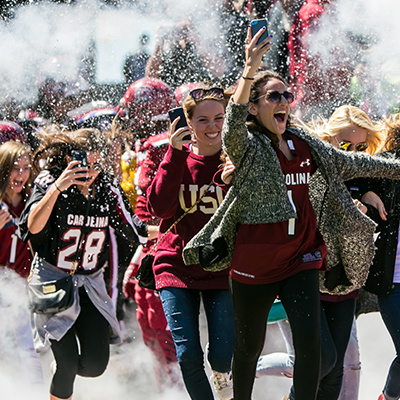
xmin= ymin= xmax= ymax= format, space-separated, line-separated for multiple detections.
xmin=32 ymin=127 xmax=105 ymax=174
xmin=247 ymin=70 xmax=294 ymax=148
xmin=384 ymin=113 xmax=400 ymax=151
xmin=31 ymin=127 xmax=73 ymax=173
xmin=0 ymin=141 xmax=33 ymax=202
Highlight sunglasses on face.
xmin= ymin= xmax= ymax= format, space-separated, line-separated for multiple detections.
xmin=256 ymin=91 xmax=295 ymax=104
xmin=337 ymin=140 xmax=369 ymax=152
xmin=189 ymin=87 xmax=225 ymax=100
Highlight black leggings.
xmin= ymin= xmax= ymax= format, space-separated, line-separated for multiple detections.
xmin=230 ymin=269 xmax=321 ymax=400
xmin=318 ymin=298 xmax=356 ymax=400
xmin=49 ymin=288 xmax=111 ymax=399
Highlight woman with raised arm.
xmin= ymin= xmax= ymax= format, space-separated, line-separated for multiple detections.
xmin=183 ymin=26 xmax=400 ymax=400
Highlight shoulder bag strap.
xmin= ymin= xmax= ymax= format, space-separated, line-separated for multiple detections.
xmin=147 ymin=180 xmax=214 ymax=256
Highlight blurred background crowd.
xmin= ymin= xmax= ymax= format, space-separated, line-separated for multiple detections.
xmin=1 ymin=1 xmax=400 ymax=399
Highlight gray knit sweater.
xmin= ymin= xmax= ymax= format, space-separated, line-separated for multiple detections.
xmin=183 ymin=99 xmax=400 ymax=295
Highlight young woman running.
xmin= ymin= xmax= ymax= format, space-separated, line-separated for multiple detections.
xmin=147 ymin=86 xmax=235 ymax=400
xmin=19 ymin=128 xmax=147 ymax=400
xmin=183 ymin=27 xmax=400 ymax=400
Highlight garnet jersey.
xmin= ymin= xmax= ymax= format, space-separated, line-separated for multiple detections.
xmin=0 ymin=200 xmax=31 ymax=278
xmin=230 ymin=134 xmax=327 ymax=285
xmin=18 ymin=169 xmax=147 ymax=275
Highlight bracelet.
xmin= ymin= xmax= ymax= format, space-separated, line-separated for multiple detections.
xmin=54 ymin=182 xmax=62 ymax=193
xmin=242 ymin=75 xmax=254 ymax=80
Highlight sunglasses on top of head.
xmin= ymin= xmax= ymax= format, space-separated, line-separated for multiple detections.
xmin=335 ymin=138 xmax=368 ymax=152
xmin=256 ymin=91 xmax=295 ymax=104
xmin=189 ymin=87 xmax=225 ymax=100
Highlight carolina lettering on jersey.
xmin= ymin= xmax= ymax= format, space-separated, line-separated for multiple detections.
xmin=20 ymin=170 xmax=146 ymax=275
xmin=178 ymin=184 xmax=224 ymax=214
xmin=285 ymin=171 xmax=310 ymax=186
xmin=230 ymin=134 xmax=326 ymax=286
xmin=67 ymin=214 xmax=109 ymax=228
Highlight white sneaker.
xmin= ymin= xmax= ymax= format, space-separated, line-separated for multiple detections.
xmin=210 ymin=370 xmax=233 ymax=400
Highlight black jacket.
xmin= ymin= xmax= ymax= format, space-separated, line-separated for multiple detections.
xmin=364 ymin=149 xmax=400 ymax=296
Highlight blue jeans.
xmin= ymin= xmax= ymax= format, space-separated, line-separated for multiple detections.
xmin=378 ymin=283 xmax=400 ymax=400
xmin=160 ymin=287 xmax=235 ymax=400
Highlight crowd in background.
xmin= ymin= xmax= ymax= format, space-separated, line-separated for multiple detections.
xmin=1 ymin=1 xmax=400 ymax=400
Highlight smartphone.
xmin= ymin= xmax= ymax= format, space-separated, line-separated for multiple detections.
xmin=71 ymin=150 xmax=88 ymax=181
xmin=250 ymin=19 xmax=269 ymax=45
xmin=168 ymin=107 xmax=191 ymax=141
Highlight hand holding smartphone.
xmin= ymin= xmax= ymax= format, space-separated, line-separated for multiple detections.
xmin=71 ymin=150 xmax=88 ymax=182
xmin=168 ymin=107 xmax=191 ymax=141
xmin=250 ymin=19 xmax=269 ymax=45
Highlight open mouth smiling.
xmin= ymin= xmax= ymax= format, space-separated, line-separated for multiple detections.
xmin=205 ymin=132 xmax=220 ymax=139
xmin=274 ymin=111 xmax=286 ymax=123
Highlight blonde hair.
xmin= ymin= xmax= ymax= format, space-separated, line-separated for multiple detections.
xmin=307 ymin=105 xmax=386 ymax=155
xmin=0 ymin=141 xmax=32 ymax=201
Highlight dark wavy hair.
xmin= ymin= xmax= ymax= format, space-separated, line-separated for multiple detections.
xmin=32 ymin=127 xmax=105 ymax=174
xmin=247 ymin=69 xmax=294 ymax=148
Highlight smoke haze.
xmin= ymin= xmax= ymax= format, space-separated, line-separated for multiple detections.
xmin=0 ymin=1 xmax=399 ymax=398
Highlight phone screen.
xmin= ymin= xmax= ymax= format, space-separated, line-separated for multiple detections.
xmin=71 ymin=150 xmax=88 ymax=181
xmin=71 ymin=150 xmax=87 ymax=166
xmin=250 ymin=19 xmax=269 ymax=45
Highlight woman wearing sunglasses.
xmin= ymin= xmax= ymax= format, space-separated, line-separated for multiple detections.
xmin=146 ymin=87 xmax=235 ymax=400
xmin=242 ymin=107 xmax=385 ymax=400
xmin=311 ymin=104 xmax=387 ymax=218
xmin=183 ymin=27 xmax=400 ymax=400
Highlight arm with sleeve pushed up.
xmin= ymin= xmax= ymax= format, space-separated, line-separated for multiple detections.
xmin=146 ymin=145 xmax=189 ymax=220
xmin=223 ymin=23 xmax=272 ymax=167
xmin=222 ymin=100 xmax=251 ymax=168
